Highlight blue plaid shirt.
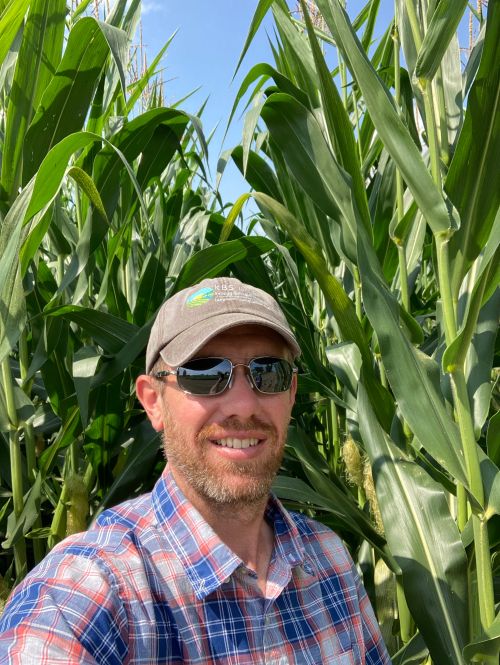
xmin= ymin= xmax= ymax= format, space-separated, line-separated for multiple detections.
xmin=0 ymin=468 xmax=391 ymax=664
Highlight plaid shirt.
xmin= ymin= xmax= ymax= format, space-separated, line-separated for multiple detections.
xmin=0 ymin=468 xmax=391 ymax=664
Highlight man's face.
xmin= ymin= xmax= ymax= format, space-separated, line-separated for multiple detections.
xmin=147 ymin=325 xmax=296 ymax=509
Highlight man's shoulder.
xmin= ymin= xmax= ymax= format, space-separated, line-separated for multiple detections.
xmin=46 ymin=491 xmax=157 ymax=565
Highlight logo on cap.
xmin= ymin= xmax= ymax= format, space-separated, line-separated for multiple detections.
xmin=186 ymin=287 xmax=214 ymax=308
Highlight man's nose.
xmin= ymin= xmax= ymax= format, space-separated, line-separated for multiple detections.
xmin=222 ymin=366 xmax=260 ymax=416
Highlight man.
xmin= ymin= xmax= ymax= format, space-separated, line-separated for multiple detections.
xmin=0 ymin=277 xmax=391 ymax=664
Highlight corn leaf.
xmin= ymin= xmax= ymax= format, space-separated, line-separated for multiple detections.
xmin=175 ymin=236 xmax=274 ymax=290
xmin=1 ymin=0 xmax=66 ymax=201
xmin=93 ymin=107 xmax=188 ymax=219
xmin=299 ymin=0 xmax=371 ymax=230
xmin=23 ymin=17 xmax=110 ymax=184
xmin=358 ymin=382 xmax=468 ymax=665
xmin=261 ymin=92 xmax=358 ymax=262
xmin=73 ymin=347 xmax=101 ymax=430
xmin=234 ymin=0 xmax=287 ymax=78
xmin=273 ymin=471 xmax=390 ymax=560
xmin=316 ymin=0 xmax=454 ymax=234
xmin=0 ymin=0 xmax=30 ymax=69
xmin=414 ymin=0 xmax=468 ymax=81
xmin=446 ymin=0 xmax=500 ymax=299
xmin=463 ymin=612 xmax=500 ymax=662
xmin=0 ymin=180 xmax=35 ymax=363
xmin=356 ymin=220 xmax=471 ymax=492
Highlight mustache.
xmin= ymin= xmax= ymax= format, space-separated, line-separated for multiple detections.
xmin=198 ymin=416 xmax=277 ymax=439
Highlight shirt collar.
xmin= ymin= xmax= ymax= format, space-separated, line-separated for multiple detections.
xmin=151 ymin=468 xmax=305 ymax=599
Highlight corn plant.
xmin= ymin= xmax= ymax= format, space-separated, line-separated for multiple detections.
xmin=0 ymin=0 xmax=232 ymax=590
xmin=224 ymin=0 xmax=499 ymax=662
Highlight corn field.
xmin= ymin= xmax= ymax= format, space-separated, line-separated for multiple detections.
xmin=0 ymin=1 xmax=499 ymax=663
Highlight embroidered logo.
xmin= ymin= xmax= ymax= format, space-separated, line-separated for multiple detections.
xmin=186 ymin=287 xmax=214 ymax=308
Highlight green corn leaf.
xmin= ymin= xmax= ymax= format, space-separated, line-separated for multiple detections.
xmin=241 ymin=91 xmax=266 ymax=176
xmin=97 ymin=20 xmax=129 ymax=101
xmin=358 ymin=382 xmax=468 ymax=665
xmin=253 ymin=192 xmax=367 ymax=364
xmin=273 ymin=473 xmax=390 ymax=561
xmin=23 ymin=17 xmax=110 ymax=184
xmin=231 ymin=146 xmax=282 ymax=202
xmin=70 ymin=0 xmax=92 ymax=21
xmin=391 ymin=632 xmax=428 ymax=665
xmin=356 ymin=219 xmax=471 ymax=492
xmin=225 ymin=62 xmax=309 ymax=142
xmin=326 ymin=342 xmax=362 ymax=399
xmin=89 ymin=322 xmax=155 ymax=391
xmin=446 ymin=0 xmax=500 ymax=299
xmin=93 ymin=107 xmax=188 ymax=220
xmin=45 ymin=305 xmax=138 ymax=354
xmin=98 ymin=423 xmax=161 ymax=512
xmin=73 ymin=347 xmax=101 ymax=430
xmin=299 ymin=0 xmax=371 ymax=231
xmin=261 ymin=92 xmax=359 ymax=262
xmin=219 ymin=194 xmax=252 ymax=242
xmin=126 ymin=33 xmax=175 ymax=113
xmin=3 ymin=473 xmax=43 ymax=550
xmin=1 ymin=0 xmax=66 ymax=201
xmin=297 ymin=374 xmax=348 ymax=409
xmin=133 ymin=255 xmax=168 ymax=328
xmin=414 ymin=0 xmax=468 ymax=82
xmin=26 ymin=311 xmax=64 ymax=381
xmin=463 ymin=611 xmax=500 ymax=662
xmin=439 ymin=31 xmax=463 ymax=152
xmin=0 ymin=0 xmax=31 ymax=69
xmin=315 ymin=0 xmax=454 ymax=235
xmin=0 ymin=180 xmax=35 ymax=364
xmin=253 ymin=191 xmax=394 ymax=429
xmin=233 ymin=0 xmax=288 ymax=78
xmin=38 ymin=406 xmax=81 ymax=475
xmin=488 ymin=412 xmax=500 ymax=468
xmin=442 ymin=258 xmax=499 ymax=376
xmin=175 ymin=236 xmax=275 ymax=290
xmin=272 ymin=2 xmax=320 ymax=105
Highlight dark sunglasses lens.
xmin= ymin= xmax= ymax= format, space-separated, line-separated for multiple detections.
xmin=249 ymin=357 xmax=293 ymax=393
xmin=177 ymin=358 xmax=231 ymax=395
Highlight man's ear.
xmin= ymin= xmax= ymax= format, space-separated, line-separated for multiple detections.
xmin=136 ymin=375 xmax=164 ymax=431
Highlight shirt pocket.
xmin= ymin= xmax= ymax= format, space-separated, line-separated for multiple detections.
xmin=323 ymin=651 xmax=357 ymax=665
xmin=319 ymin=638 xmax=359 ymax=664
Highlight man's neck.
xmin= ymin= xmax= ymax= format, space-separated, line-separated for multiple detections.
xmin=173 ymin=472 xmax=275 ymax=593
xmin=201 ymin=500 xmax=275 ymax=595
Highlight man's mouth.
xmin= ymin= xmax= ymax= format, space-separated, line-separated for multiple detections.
xmin=213 ymin=437 xmax=260 ymax=449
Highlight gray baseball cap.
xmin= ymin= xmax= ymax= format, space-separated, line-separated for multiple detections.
xmin=146 ymin=277 xmax=300 ymax=372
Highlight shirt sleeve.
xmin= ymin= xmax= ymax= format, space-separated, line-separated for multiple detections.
xmin=0 ymin=549 xmax=129 ymax=665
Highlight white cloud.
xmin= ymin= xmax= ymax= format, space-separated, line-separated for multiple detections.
xmin=142 ymin=2 xmax=163 ymax=15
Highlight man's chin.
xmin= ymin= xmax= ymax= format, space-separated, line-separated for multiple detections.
xmin=193 ymin=472 xmax=275 ymax=508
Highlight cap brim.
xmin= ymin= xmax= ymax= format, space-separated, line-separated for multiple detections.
xmin=159 ymin=312 xmax=300 ymax=366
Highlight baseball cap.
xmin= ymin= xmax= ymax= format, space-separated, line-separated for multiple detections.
xmin=145 ymin=277 xmax=300 ymax=372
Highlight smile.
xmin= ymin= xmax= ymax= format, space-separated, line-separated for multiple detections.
xmin=214 ymin=437 xmax=260 ymax=449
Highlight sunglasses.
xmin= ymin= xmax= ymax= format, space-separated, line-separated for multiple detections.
xmin=152 ymin=356 xmax=297 ymax=396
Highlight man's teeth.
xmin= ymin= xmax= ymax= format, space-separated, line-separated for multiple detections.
xmin=215 ymin=437 xmax=259 ymax=449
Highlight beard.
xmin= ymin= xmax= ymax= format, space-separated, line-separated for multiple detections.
xmin=161 ymin=413 xmax=286 ymax=508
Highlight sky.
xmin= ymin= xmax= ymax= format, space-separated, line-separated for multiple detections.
xmin=137 ymin=1 xmax=472 ymax=206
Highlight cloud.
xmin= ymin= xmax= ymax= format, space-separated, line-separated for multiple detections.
xmin=142 ymin=2 xmax=163 ymax=15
